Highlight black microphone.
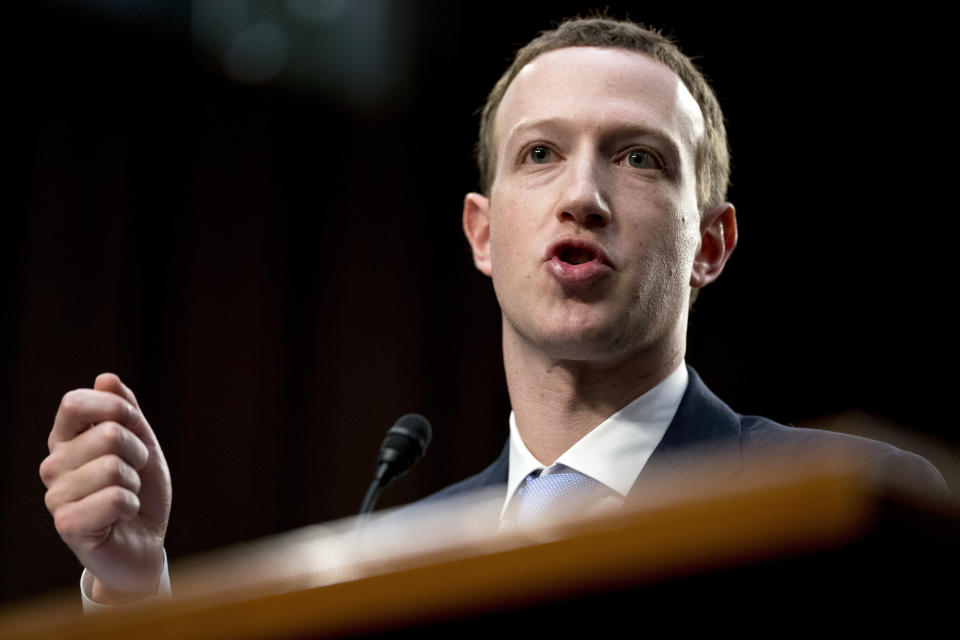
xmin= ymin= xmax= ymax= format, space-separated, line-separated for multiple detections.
xmin=359 ymin=413 xmax=432 ymax=514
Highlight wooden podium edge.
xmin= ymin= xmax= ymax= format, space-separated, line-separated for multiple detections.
xmin=0 ymin=459 xmax=885 ymax=640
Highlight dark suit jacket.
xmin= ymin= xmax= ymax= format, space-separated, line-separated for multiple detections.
xmin=418 ymin=366 xmax=949 ymax=506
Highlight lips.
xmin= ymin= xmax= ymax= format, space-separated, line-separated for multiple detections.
xmin=545 ymin=237 xmax=613 ymax=267
xmin=544 ymin=237 xmax=613 ymax=283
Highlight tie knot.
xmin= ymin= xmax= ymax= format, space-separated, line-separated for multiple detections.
xmin=511 ymin=468 xmax=610 ymax=526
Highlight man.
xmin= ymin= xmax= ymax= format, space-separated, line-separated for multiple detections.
xmin=417 ymin=18 xmax=948 ymax=514
xmin=40 ymin=16 xmax=947 ymax=606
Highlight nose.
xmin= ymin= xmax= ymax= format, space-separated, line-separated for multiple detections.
xmin=555 ymin=153 xmax=611 ymax=228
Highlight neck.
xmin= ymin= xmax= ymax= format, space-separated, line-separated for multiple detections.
xmin=502 ymin=320 xmax=686 ymax=465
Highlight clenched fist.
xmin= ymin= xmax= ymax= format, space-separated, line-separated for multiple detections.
xmin=40 ymin=373 xmax=171 ymax=603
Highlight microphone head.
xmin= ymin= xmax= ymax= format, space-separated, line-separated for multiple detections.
xmin=377 ymin=413 xmax=432 ymax=486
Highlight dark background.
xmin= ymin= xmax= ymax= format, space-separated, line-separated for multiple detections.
xmin=3 ymin=0 xmax=956 ymax=604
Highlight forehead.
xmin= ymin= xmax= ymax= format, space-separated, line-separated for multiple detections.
xmin=494 ymin=46 xmax=705 ymax=159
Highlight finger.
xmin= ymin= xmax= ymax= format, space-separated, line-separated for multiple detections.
xmin=41 ymin=421 xmax=149 ymax=486
xmin=94 ymin=373 xmax=140 ymax=410
xmin=91 ymin=374 xmax=160 ymax=451
xmin=44 ymin=454 xmax=141 ymax=513
xmin=53 ymin=486 xmax=141 ymax=550
xmin=50 ymin=389 xmax=140 ymax=449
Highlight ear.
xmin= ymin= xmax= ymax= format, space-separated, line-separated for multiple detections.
xmin=690 ymin=202 xmax=737 ymax=289
xmin=462 ymin=192 xmax=493 ymax=277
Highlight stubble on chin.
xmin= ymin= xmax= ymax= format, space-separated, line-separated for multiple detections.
xmin=502 ymin=300 xmax=645 ymax=365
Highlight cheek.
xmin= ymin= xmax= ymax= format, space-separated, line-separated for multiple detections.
xmin=635 ymin=198 xmax=696 ymax=260
xmin=487 ymin=216 xmax=512 ymax=274
xmin=662 ymin=199 xmax=701 ymax=260
xmin=488 ymin=194 xmax=535 ymax=268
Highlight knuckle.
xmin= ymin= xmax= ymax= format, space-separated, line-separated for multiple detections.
xmin=44 ymin=488 xmax=59 ymax=513
xmin=101 ymin=422 xmax=126 ymax=450
xmin=53 ymin=509 xmax=79 ymax=542
xmin=100 ymin=455 xmax=127 ymax=483
xmin=38 ymin=455 xmax=57 ymax=485
xmin=107 ymin=486 xmax=139 ymax=514
xmin=105 ymin=485 xmax=128 ymax=507
xmin=60 ymin=390 xmax=84 ymax=414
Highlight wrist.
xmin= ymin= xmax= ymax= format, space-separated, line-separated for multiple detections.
xmin=88 ymin=549 xmax=164 ymax=604
xmin=80 ymin=551 xmax=170 ymax=613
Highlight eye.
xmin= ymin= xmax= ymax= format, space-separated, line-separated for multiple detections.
xmin=621 ymin=149 xmax=660 ymax=170
xmin=528 ymin=145 xmax=552 ymax=164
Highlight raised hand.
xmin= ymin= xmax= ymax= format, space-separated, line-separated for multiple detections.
xmin=40 ymin=373 xmax=172 ymax=603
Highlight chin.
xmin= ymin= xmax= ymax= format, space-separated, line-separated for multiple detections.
xmin=536 ymin=322 xmax=647 ymax=363
xmin=502 ymin=296 xmax=681 ymax=363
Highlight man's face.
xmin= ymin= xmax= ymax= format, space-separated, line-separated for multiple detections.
xmin=464 ymin=47 xmax=711 ymax=364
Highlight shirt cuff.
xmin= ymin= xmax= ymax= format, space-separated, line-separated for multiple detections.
xmin=80 ymin=549 xmax=171 ymax=613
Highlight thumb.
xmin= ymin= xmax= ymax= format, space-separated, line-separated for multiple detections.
xmin=93 ymin=375 xmax=168 ymax=507
xmin=94 ymin=372 xmax=141 ymax=410
xmin=93 ymin=373 xmax=158 ymax=447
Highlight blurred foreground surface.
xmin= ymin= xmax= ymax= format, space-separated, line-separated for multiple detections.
xmin=2 ymin=446 xmax=957 ymax=639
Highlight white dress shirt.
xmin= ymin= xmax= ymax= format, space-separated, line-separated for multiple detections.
xmin=501 ymin=362 xmax=688 ymax=520
xmin=80 ymin=550 xmax=171 ymax=612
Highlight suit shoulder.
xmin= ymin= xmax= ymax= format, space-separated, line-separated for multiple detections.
xmin=418 ymin=470 xmax=505 ymax=505
xmin=413 ymin=442 xmax=510 ymax=508
xmin=739 ymin=415 xmax=950 ymax=499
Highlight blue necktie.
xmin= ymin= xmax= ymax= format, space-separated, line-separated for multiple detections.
xmin=512 ymin=467 xmax=609 ymax=525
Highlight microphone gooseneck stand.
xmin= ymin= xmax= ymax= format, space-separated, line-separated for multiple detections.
xmin=359 ymin=413 xmax=432 ymax=515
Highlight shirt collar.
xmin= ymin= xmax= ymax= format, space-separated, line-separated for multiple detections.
xmin=503 ymin=362 xmax=689 ymax=513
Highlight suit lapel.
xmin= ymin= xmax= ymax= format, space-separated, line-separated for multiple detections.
xmin=630 ymin=366 xmax=744 ymax=495
xmin=473 ymin=440 xmax=510 ymax=487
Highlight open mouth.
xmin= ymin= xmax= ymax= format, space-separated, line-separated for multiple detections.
xmin=559 ymin=246 xmax=596 ymax=265
xmin=546 ymin=238 xmax=612 ymax=268
xmin=543 ymin=238 xmax=613 ymax=283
